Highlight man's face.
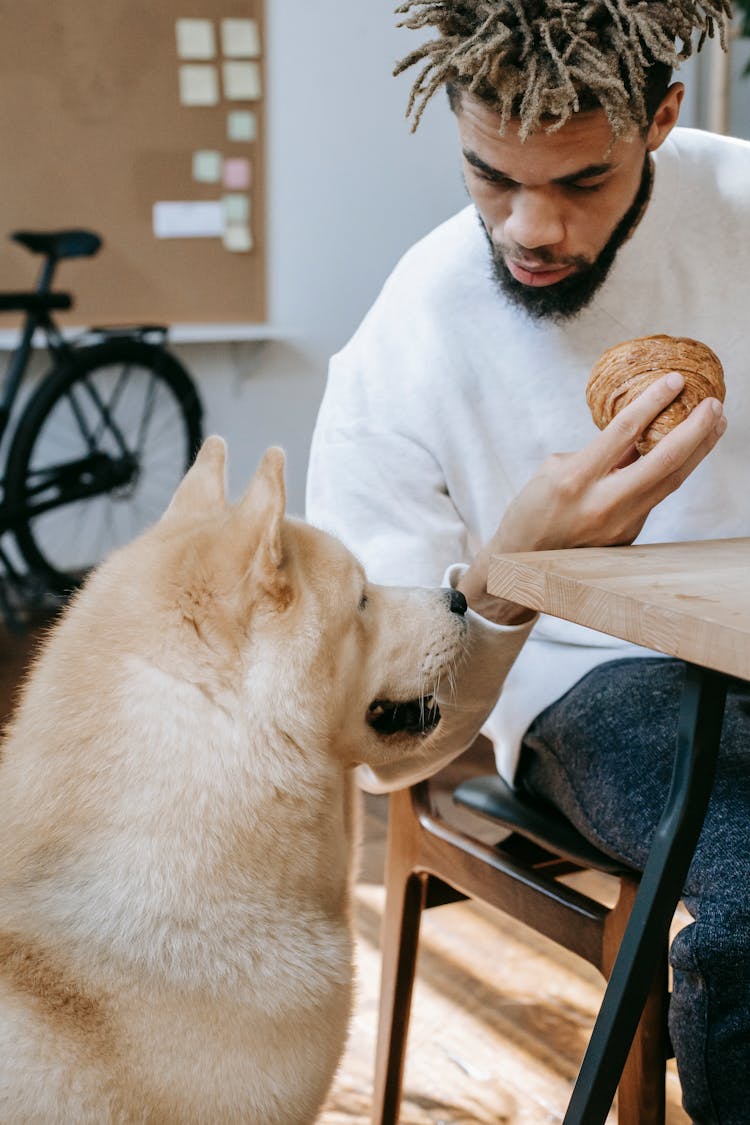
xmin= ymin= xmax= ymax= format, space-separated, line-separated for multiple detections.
xmin=454 ymin=93 xmax=675 ymax=321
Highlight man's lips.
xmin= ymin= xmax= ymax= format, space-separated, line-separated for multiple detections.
xmin=506 ymin=258 xmax=577 ymax=287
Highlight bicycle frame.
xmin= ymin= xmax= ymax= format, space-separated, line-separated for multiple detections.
xmin=0 ymin=283 xmax=72 ymax=609
xmin=0 ymin=255 xmax=72 ymax=451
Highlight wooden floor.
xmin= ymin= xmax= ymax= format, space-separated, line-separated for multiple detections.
xmin=0 ymin=618 xmax=689 ymax=1124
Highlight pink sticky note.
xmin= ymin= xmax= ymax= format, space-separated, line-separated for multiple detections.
xmin=223 ymin=158 xmax=251 ymax=190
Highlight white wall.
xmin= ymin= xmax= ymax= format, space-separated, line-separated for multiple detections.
xmin=179 ymin=2 xmax=467 ymax=514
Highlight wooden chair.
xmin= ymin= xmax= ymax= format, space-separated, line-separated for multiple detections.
xmin=371 ymin=738 xmax=670 ymax=1124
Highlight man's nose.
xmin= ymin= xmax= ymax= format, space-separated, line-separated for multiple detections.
xmin=501 ymin=188 xmax=565 ymax=251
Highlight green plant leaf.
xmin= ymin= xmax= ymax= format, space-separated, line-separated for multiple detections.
xmin=736 ymin=0 xmax=750 ymax=37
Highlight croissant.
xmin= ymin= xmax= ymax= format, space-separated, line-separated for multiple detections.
xmin=586 ymin=334 xmax=725 ymax=455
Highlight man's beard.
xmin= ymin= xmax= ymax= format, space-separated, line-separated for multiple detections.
xmin=480 ymin=155 xmax=653 ymax=323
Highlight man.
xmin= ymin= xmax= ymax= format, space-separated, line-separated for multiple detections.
xmin=306 ymin=2 xmax=749 ymax=1121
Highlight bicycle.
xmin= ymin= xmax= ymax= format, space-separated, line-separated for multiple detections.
xmin=0 ymin=229 xmax=203 ymax=626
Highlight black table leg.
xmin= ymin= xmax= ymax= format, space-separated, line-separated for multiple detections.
xmin=562 ymin=662 xmax=728 ymax=1125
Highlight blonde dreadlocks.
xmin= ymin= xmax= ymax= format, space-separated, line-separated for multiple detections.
xmin=395 ymin=0 xmax=733 ymax=138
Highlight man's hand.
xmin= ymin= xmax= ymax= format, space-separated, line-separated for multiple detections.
xmin=459 ymin=372 xmax=727 ymax=625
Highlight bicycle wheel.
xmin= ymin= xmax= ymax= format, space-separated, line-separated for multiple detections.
xmin=5 ymin=337 xmax=203 ymax=593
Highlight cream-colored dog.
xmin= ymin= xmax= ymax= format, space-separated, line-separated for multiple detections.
xmin=0 ymin=438 xmax=469 ymax=1124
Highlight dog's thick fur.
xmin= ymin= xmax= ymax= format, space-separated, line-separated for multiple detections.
xmin=0 ymin=439 xmax=468 ymax=1124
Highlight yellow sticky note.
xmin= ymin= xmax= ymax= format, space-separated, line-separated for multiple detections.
xmin=223 ymin=224 xmax=253 ymax=252
xmin=221 ymin=18 xmax=261 ymax=58
xmin=176 ymin=19 xmax=216 ymax=60
xmin=179 ymin=65 xmax=219 ymax=107
xmin=222 ymin=61 xmax=261 ymax=101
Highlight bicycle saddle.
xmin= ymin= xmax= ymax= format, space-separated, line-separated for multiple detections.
xmin=11 ymin=230 xmax=102 ymax=259
xmin=0 ymin=292 xmax=72 ymax=312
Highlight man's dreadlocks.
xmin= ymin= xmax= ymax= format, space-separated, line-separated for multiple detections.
xmin=395 ymin=0 xmax=733 ymax=138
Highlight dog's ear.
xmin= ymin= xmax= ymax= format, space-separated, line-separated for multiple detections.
xmin=163 ymin=436 xmax=229 ymax=523
xmin=235 ymin=447 xmax=289 ymax=603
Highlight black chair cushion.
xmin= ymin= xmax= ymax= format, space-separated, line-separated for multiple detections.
xmin=453 ymin=774 xmax=638 ymax=876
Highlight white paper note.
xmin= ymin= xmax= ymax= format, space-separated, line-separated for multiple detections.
xmin=153 ymin=201 xmax=224 ymax=239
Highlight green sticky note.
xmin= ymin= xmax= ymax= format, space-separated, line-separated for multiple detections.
xmin=223 ymin=193 xmax=250 ymax=224
xmin=227 ymin=110 xmax=257 ymax=142
xmin=192 ymin=150 xmax=222 ymax=183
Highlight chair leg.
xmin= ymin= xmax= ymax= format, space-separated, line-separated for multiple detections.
xmin=372 ymin=788 xmax=426 ymax=1125
xmin=604 ymin=878 xmax=668 ymax=1125
xmin=372 ymin=870 xmax=428 ymax=1125
xmin=616 ymin=960 xmax=668 ymax=1125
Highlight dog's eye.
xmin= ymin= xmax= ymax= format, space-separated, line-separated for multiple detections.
xmin=358 ymin=592 xmax=368 ymax=612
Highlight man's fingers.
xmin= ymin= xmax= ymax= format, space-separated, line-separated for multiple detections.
xmin=579 ymin=372 xmax=686 ymax=475
xmin=631 ymin=396 xmax=726 ymax=497
xmin=614 ymin=445 xmax=639 ymax=471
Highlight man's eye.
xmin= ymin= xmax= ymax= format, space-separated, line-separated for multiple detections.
xmin=481 ymin=175 xmax=514 ymax=190
xmin=471 ymin=168 xmax=513 ymax=189
xmin=568 ymin=180 xmax=606 ymax=194
xmin=358 ymin=592 xmax=368 ymax=612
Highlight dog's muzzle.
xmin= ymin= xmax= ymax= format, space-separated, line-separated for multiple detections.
xmin=366 ymin=695 xmax=440 ymax=737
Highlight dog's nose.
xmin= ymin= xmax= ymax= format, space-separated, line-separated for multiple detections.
xmin=447 ymin=589 xmax=467 ymax=616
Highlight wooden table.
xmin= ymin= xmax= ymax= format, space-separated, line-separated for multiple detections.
xmin=488 ymin=538 xmax=750 ymax=1125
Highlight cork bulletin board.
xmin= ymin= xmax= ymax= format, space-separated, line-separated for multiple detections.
xmin=0 ymin=1 xmax=266 ymax=327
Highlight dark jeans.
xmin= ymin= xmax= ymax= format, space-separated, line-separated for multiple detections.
xmin=518 ymin=657 xmax=750 ymax=1125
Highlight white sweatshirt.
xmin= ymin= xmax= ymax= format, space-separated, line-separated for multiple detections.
xmin=306 ymin=127 xmax=750 ymax=792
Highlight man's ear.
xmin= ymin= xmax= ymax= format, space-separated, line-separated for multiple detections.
xmin=163 ymin=436 xmax=229 ymax=523
xmin=646 ymin=82 xmax=684 ymax=153
xmin=236 ymin=447 xmax=290 ymax=601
